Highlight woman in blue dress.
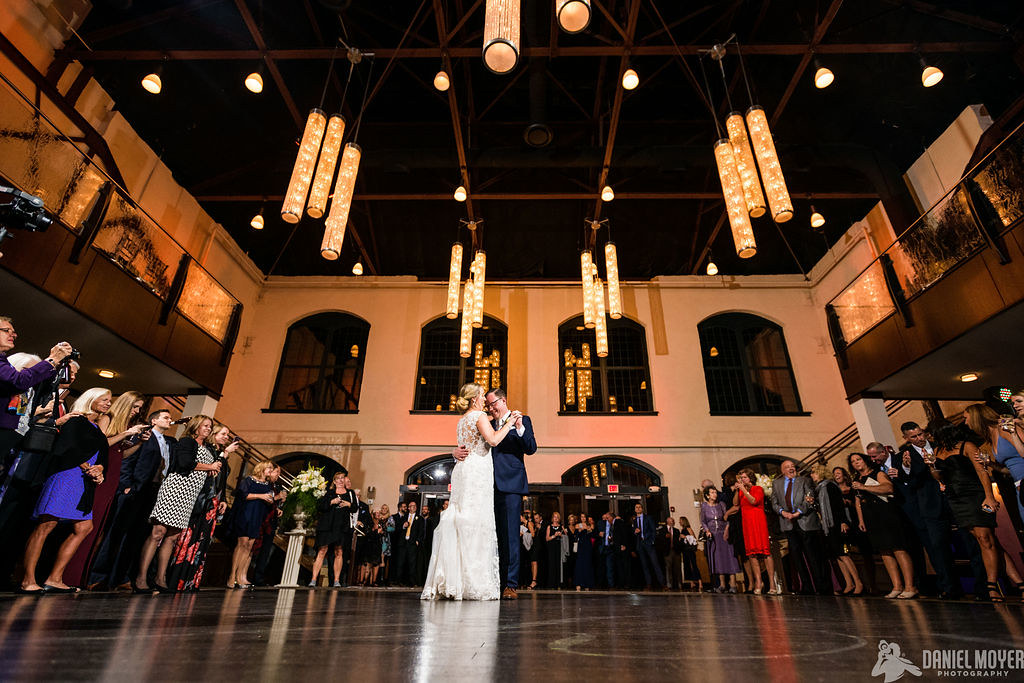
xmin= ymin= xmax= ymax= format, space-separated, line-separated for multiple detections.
xmin=226 ymin=460 xmax=275 ymax=588
xmin=19 ymin=388 xmax=111 ymax=593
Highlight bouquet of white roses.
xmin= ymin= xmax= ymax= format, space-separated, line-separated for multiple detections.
xmin=281 ymin=464 xmax=329 ymax=530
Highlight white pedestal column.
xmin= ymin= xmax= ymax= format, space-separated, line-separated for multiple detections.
xmin=175 ymin=392 xmax=220 ymax=437
xmin=850 ymin=396 xmax=898 ymax=450
xmin=278 ymin=530 xmax=308 ymax=588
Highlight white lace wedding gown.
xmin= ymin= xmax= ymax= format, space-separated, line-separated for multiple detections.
xmin=421 ymin=410 xmax=501 ymax=600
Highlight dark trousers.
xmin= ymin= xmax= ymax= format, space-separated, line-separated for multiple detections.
xmin=636 ymin=541 xmax=665 ymax=587
xmin=785 ymin=527 xmax=829 ymax=594
xmin=396 ymin=541 xmax=420 ymax=585
xmin=251 ymin=530 xmax=277 ymax=585
xmin=909 ymin=512 xmax=956 ymax=595
xmin=664 ymin=551 xmax=682 ymax=589
xmin=599 ymin=545 xmax=616 ymax=587
xmin=494 ymin=491 xmax=521 ymax=589
xmin=0 ymin=477 xmax=43 ymax=585
xmin=89 ymin=485 xmax=158 ymax=587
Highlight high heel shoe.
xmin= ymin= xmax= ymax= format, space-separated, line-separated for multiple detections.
xmin=984 ymin=582 xmax=1004 ymax=603
xmin=884 ymin=588 xmax=902 ymax=599
xmin=130 ymin=580 xmax=154 ymax=595
xmin=897 ymin=589 xmax=919 ymax=600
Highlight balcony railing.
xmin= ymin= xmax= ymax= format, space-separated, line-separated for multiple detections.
xmin=0 ymin=74 xmax=241 ymax=345
xmin=826 ymin=120 xmax=1024 ymax=350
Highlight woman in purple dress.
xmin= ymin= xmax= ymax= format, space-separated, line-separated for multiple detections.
xmin=699 ymin=486 xmax=741 ymax=593
xmin=19 ymin=388 xmax=112 ymax=593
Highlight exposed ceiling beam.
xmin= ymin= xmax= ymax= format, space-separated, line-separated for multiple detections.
xmin=879 ymin=0 xmax=1013 ymax=36
xmin=233 ymin=0 xmax=303 ymax=129
xmin=195 ymin=191 xmax=878 ymax=201
xmin=770 ymin=0 xmax=845 ymax=127
xmin=690 ymin=212 xmax=727 ymax=275
xmin=591 ymin=0 xmax=643 ymax=232
xmin=60 ymin=41 xmax=1008 ymax=61
xmin=82 ymin=0 xmax=223 ymax=44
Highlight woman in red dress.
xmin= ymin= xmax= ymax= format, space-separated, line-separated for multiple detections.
xmin=735 ymin=468 xmax=778 ymax=595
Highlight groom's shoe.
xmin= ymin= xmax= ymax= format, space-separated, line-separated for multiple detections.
xmin=501 ymin=588 xmax=518 ymax=600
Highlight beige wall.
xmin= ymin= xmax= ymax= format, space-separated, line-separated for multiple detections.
xmin=215 ymin=274 xmax=858 ymax=511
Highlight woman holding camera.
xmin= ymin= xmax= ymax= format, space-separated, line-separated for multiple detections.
xmin=135 ymin=414 xmax=221 ymax=593
xmin=19 ymin=388 xmax=111 ymax=593
xmin=168 ymin=423 xmax=237 ymax=591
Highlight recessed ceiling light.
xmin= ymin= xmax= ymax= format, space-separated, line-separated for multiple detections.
xmin=98 ymin=369 xmax=116 ymax=379
xmin=959 ymin=372 xmax=979 ymax=383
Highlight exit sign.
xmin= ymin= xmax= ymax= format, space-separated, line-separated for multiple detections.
xmin=607 ymin=484 xmax=619 ymax=493
xmin=448 ymin=484 xmax=452 ymax=492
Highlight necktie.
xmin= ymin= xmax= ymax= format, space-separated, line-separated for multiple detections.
xmin=638 ymin=515 xmax=644 ymax=539
xmin=785 ymin=478 xmax=794 ymax=512
xmin=605 ymin=521 xmax=610 ymax=545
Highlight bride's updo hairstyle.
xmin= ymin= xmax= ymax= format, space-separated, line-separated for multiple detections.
xmin=455 ymin=382 xmax=484 ymax=413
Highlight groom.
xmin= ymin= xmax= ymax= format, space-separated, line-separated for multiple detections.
xmin=454 ymin=387 xmax=537 ymax=600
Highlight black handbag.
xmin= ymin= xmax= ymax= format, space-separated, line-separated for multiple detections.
xmin=10 ymin=424 xmax=58 ymax=486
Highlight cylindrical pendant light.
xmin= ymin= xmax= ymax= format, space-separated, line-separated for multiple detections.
xmin=282 ymin=108 xmax=327 ymax=224
xmin=446 ymin=242 xmax=463 ymax=319
xmin=745 ymin=106 xmax=793 ymax=223
xmin=594 ymin=277 xmax=608 ymax=358
xmin=725 ymin=112 xmax=766 ymax=218
xmin=483 ymin=0 xmax=520 ymax=74
xmin=307 ymin=114 xmax=346 ymax=218
xmin=320 ymin=142 xmax=361 ymax=260
xmin=556 ymin=0 xmax=591 ymax=33
xmin=581 ymin=250 xmax=595 ymax=328
xmin=471 ymin=250 xmax=485 ymax=328
xmin=604 ymin=242 xmax=622 ymax=319
xmin=714 ymin=139 xmax=757 ymax=259
xmin=459 ymin=276 xmax=475 ymax=358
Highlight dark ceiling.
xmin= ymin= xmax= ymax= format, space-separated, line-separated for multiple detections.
xmin=65 ymin=0 xmax=1024 ymax=280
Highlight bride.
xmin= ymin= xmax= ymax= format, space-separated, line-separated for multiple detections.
xmin=421 ymin=383 xmax=520 ymax=601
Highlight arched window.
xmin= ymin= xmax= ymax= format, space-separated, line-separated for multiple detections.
xmin=558 ymin=315 xmax=653 ymax=414
xmin=413 ymin=316 xmax=507 ymax=412
xmin=698 ymin=313 xmax=803 ymax=415
xmin=274 ymin=452 xmax=347 ymax=482
xmin=269 ymin=312 xmax=369 ymax=412
xmin=561 ymin=457 xmax=661 ymax=488
xmin=406 ymin=455 xmax=456 ymax=486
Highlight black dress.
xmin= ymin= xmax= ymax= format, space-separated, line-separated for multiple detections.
xmin=935 ymin=443 xmax=996 ymax=530
xmin=546 ymin=524 xmax=565 ymax=588
xmin=316 ymin=489 xmax=356 ymax=548
xmin=167 ymin=452 xmax=229 ymax=591
xmin=817 ymin=480 xmax=848 ymax=558
xmin=854 ymin=468 xmax=907 ymax=553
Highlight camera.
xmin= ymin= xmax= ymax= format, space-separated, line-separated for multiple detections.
xmin=56 ymin=349 xmax=80 ymax=385
xmin=0 ymin=187 xmax=53 ymax=253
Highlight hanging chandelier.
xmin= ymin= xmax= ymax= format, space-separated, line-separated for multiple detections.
xmin=281 ymin=109 xmax=326 ymax=223
xmin=472 ymin=250 xmax=485 ymax=327
xmin=483 ymin=0 xmax=520 ymax=74
xmin=581 ymin=250 xmax=595 ymax=329
xmin=745 ymin=106 xmax=793 ymax=223
xmin=604 ymin=241 xmax=622 ymax=319
xmin=556 ymin=0 xmax=591 ymax=33
xmin=593 ymin=275 xmax=608 ymax=358
xmin=714 ymin=139 xmax=756 ymax=258
xmin=725 ymin=112 xmax=766 ymax=218
xmin=320 ymin=142 xmax=361 ymax=260
xmin=459 ymin=274 xmax=475 ymax=358
xmin=446 ymin=242 xmax=463 ymax=319
xmin=307 ymin=114 xmax=346 ymax=218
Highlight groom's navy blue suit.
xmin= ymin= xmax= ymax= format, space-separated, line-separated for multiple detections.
xmin=491 ymin=414 xmax=537 ymax=590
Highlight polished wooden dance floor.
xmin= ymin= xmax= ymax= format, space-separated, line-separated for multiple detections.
xmin=0 ymin=589 xmax=1020 ymax=681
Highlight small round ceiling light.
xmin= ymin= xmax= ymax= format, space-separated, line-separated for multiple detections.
xmin=141 ymin=72 xmax=162 ymax=94
xmin=621 ymin=68 xmax=639 ymax=90
xmin=352 ymin=262 xmax=363 ymax=275
xmin=244 ymin=71 xmax=264 ymax=93
xmin=959 ymin=372 xmax=979 ymax=383
xmin=600 ymin=185 xmax=614 ymax=202
xmin=98 ymin=369 xmax=116 ymax=379
xmin=453 ymin=185 xmax=467 ymax=202
xmin=433 ymin=69 xmax=451 ymax=92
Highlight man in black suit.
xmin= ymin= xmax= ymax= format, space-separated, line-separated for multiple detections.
xmin=395 ymin=500 xmax=424 ymax=585
xmin=897 ymin=422 xmax=958 ymax=597
xmin=632 ymin=503 xmax=665 ymax=590
xmin=597 ymin=511 xmax=618 ymax=588
xmin=89 ymin=409 xmax=176 ymax=589
xmin=656 ymin=516 xmax=683 ymax=590
xmin=387 ymin=501 xmax=407 ymax=585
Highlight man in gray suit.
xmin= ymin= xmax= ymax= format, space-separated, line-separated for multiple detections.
xmin=770 ymin=460 xmax=830 ymax=595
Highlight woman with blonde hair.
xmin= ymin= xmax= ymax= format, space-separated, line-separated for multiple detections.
xmin=135 ymin=414 xmax=221 ymax=592
xmin=421 ymin=382 xmax=519 ymax=600
xmin=227 ymin=459 xmax=275 ymax=588
xmin=19 ymin=388 xmax=112 ymax=592
xmin=310 ymin=470 xmax=357 ymax=587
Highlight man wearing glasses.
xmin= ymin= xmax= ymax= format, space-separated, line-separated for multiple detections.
xmin=454 ymin=388 xmax=537 ymax=599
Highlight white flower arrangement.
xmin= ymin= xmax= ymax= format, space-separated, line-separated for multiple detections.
xmin=293 ymin=466 xmax=328 ymax=498
xmin=755 ymin=473 xmax=775 ymax=496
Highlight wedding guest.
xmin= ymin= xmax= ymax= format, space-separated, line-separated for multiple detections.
xmin=770 ymin=459 xmax=830 ymax=595
xmin=68 ymin=391 xmax=148 ymax=588
xmin=135 ymin=415 xmax=221 ymax=593
xmin=168 ymin=424 xmax=237 ymax=591
xmin=227 ymin=461 xmax=275 ymax=588
xmin=252 ymin=464 xmax=285 ymax=586
xmin=310 ymin=471 xmax=357 ymax=587
xmin=700 ymin=486 xmax=740 ymax=592
xmin=849 ymin=452 xmax=917 ymax=599
xmin=519 ymin=513 xmax=532 ymax=587
xmin=565 ymin=513 xmax=579 ymax=586
xmin=810 ymin=465 xmax=863 ymax=595
xmin=386 ymin=501 xmax=406 ymax=585
xmin=88 ymin=409 xmax=176 ymax=590
xmin=357 ymin=510 xmax=383 ymax=586
xmin=632 ymin=503 xmax=665 ymax=590
xmin=931 ymin=421 xmax=1024 ymax=602
xmin=395 ymin=499 xmax=424 ymax=586
xmin=724 ymin=482 xmax=751 ymax=591
xmin=0 ymin=320 xmax=67 ymax=461
xmin=597 ymin=511 xmax=618 ymax=589
xmin=417 ymin=504 xmax=437 ymax=584
xmin=678 ymin=516 xmax=701 ymax=591
xmin=572 ymin=513 xmax=595 ymax=590
xmin=834 ymin=465 xmax=877 ymax=594
xmin=379 ymin=503 xmax=394 ymax=585
xmin=656 ymin=516 xmax=682 ymax=590
xmin=528 ymin=511 xmax=543 ymax=589
xmin=734 ymin=468 xmax=779 ymax=595
xmin=18 ymin=388 xmax=110 ymax=593
xmin=545 ymin=511 xmax=567 ymax=589
xmin=967 ymin=404 xmax=1024 ymax=526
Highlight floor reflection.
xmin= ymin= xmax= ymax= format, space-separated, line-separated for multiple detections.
xmin=0 ymin=590 xmax=1014 ymax=680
